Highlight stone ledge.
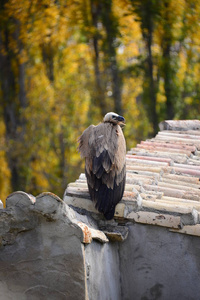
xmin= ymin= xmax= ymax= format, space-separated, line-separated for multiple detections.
xmin=3 ymin=191 xmax=126 ymax=245
xmin=126 ymin=211 xmax=181 ymax=229
xmin=6 ymin=191 xmax=36 ymax=208
xmin=169 ymin=224 xmax=200 ymax=237
xmin=159 ymin=120 xmax=200 ymax=131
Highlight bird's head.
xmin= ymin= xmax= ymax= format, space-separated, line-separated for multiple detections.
xmin=103 ymin=112 xmax=125 ymax=126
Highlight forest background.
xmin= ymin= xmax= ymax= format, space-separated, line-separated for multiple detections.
xmin=0 ymin=0 xmax=200 ymax=205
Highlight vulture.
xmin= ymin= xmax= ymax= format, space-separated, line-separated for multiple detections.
xmin=78 ymin=112 xmax=126 ymax=220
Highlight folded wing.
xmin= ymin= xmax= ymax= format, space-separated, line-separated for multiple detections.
xmin=78 ymin=122 xmax=126 ymax=220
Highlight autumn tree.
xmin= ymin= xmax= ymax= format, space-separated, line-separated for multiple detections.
xmin=128 ymin=0 xmax=162 ymax=135
xmin=0 ymin=0 xmax=92 ymax=198
xmin=79 ymin=0 xmax=123 ymax=117
xmin=157 ymin=0 xmax=186 ymax=121
xmin=101 ymin=0 xmax=123 ymax=115
xmin=1 ymin=0 xmax=200 ymax=203
xmin=178 ymin=0 xmax=200 ymax=119
xmin=0 ymin=0 xmax=28 ymax=191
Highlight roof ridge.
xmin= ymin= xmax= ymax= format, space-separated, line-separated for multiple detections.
xmin=63 ymin=120 xmax=200 ymax=238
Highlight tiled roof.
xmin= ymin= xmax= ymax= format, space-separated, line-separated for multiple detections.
xmin=64 ymin=120 xmax=200 ymax=237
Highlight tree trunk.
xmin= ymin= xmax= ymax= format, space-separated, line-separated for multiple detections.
xmin=0 ymin=18 xmax=27 ymax=191
xmin=59 ymin=129 xmax=68 ymax=191
xmin=146 ymin=27 xmax=158 ymax=134
xmin=41 ymin=43 xmax=54 ymax=83
xmin=90 ymin=0 xmax=107 ymax=117
xmin=130 ymin=0 xmax=161 ymax=135
xmin=102 ymin=0 xmax=123 ymax=115
xmin=162 ymin=1 xmax=175 ymax=120
xmin=163 ymin=43 xmax=174 ymax=120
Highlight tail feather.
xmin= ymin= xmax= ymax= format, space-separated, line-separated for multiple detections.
xmin=86 ymin=170 xmax=126 ymax=220
xmin=104 ymin=207 xmax=115 ymax=220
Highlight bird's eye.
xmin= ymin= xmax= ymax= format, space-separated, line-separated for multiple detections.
xmin=112 ymin=115 xmax=117 ymax=119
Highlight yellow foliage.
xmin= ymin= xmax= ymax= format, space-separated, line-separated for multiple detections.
xmin=1 ymin=0 xmax=200 ymax=198
xmin=114 ymin=0 xmax=142 ymax=64
xmin=177 ymin=52 xmax=187 ymax=83
xmin=157 ymin=81 xmax=166 ymax=104
xmin=0 ymin=121 xmax=11 ymax=205
xmin=0 ymin=151 xmax=11 ymax=207
xmin=185 ymin=97 xmax=193 ymax=105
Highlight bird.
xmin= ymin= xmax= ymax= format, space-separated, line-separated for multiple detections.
xmin=78 ymin=112 xmax=126 ymax=220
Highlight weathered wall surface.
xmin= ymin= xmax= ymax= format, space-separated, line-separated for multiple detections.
xmin=119 ymin=224 xmax=200 ymax=300
xmin=84 ymin=223 xmax=200 ymax=300
xmin=0 ymin=192 xmax=87 ymax=300
xmin=85 ymin=241 xmax=121 ymax=300
xmin=1 ymin=192 xmax=200 ymax=300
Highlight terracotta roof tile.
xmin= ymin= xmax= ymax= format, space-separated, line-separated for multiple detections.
xmin=64 ymin=120 xmax=200 ymax=237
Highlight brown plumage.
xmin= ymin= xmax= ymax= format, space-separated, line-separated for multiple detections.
xmin=78 ymin=112 xmax=126 ymax=220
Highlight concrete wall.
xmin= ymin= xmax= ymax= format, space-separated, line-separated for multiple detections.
xmin=85 ymin=241 xmax=121 ymax=300
xmin=0 ymin=193 xmax=87 ymax=300
xmin=85 ymin=223 xmax=200 ymax=300
xmin=1 ymin=193 xmax=200 ymax=300
xmin=119 ymin=224 xmax=200 ymax=300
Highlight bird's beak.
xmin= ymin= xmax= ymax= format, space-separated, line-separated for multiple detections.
xmin=116 ymin=115 xmax=125 ymax=126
